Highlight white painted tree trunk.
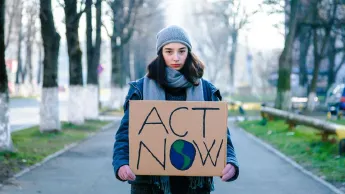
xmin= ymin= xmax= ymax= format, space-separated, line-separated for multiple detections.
xmin=68 ymin=85 xmax=85 ymax=124
xmin=40 ymin=87 xmax=61 ymax=132
xmin=110 ymin=87 xmax=121 ymax=110
xmin=307 ymin=92 xmax=317 ymax=112
xmin=110 ymin=87 xmax=128 ymax=110
xmin=0 ymin=93 xmax=14 ymax=151
xmin=84 ymin=84 xmax=99 ymax=119
xmin=276 ymin=90 xmax=292 ymax=110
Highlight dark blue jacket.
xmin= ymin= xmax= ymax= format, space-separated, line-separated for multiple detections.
xmin=112 ymin=78 xmax=239 ymax=183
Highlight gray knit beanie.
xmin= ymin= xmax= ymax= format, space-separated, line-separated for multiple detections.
xmin=156 ymin=25 xmax=192 ymax=55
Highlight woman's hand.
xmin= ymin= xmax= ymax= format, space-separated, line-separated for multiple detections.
xmin=221 ymin=163 xmax=236 ymax=181
xmin=118 ymin=165 xmax=136 ymax=181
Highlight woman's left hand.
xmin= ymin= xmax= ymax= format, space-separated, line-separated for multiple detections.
xmin=221 ymin=163 xmax=236 ymax=181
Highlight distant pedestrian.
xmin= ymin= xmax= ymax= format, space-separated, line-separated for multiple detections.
xmin=112 ymin=25 xmax=239 ymax=194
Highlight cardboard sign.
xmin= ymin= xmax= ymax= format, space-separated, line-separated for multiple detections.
xmin=129 ymin=100 xmax=227 ymax=176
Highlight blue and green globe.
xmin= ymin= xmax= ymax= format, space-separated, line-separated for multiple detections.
xmin=170 ymin=139 xmax=196 ymax=171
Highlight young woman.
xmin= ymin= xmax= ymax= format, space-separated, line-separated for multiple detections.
xmin=112 ymin=25 xmax=239 ymax=194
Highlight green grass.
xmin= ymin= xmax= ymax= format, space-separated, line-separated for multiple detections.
xmin=0 ymin=120 xmax=110 ymax=182
xmin=228 ymin=109 xmax=261 ymax=117
xmin=329 ymin=119 xmax=345 ymax=125
xmin=226 ymin=94 xmax=275 ymax=103
xmin=10 ymin=95 xmax=38 ymax=100
xmin=100 ymin=107 xmax=124 ymax=116
xmin=238 ymin=120 xmax=345 ymax=184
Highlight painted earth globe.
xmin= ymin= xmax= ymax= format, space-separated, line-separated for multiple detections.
xmin=170 ymin=139 xmax=196 ymax=171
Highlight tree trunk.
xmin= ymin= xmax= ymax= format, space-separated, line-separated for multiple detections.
xmin=307 ymin=0 xmax=332 ymax=112
xmin=15 ymin=4 xmax=23 ymax=85
xmin=327 ymin=35 xmax=336 ymax=90
xmin=110 ymin=39 xmax=122 ymax=109
xmin=111 ymin=39 xmax=121 ymax=87
xmin=274 ymin=0 xmax=299 ymax=110
xmin=4 ymin=0 xmax=16 ymax=49
xmin=133 ymin=35 xmax=147 ymax=80
xmin=86 ymin=0 xmax=93 ymax=84
xmin=0 ymin=0 xmax=14 ymax=151
xmin=39 ymin=0 xmax=61 ymax=132
xmin=298 ymin=27 xmax=310 ymax=87
xmin=84 ymin=0 xmax=101 ymax=119
xmin=25 ymin=24 xmax=33 ymax=85
xmin=64 ymin=0 xmax=84 ymax=124
xmin=307 ymin=29 xmax=321 ymax=112
xmin=92 ymin=0 xmax=102 ymax=80
xmin=229 ymin=30 xmax=238 ymax=91
xmin=122 ymin=43 xmax=130 ymax=85
xmin=37 ymin=43 xmax=42 ymax=85
xmin=85 ymin=0 xmax=97 ymax=119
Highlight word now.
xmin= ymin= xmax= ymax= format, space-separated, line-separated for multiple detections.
xmin=137 ymin=138 xmax=224 ymax=171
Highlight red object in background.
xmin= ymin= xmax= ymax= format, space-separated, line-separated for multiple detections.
xmin=341 ymin=97 xmax=345 ymax=103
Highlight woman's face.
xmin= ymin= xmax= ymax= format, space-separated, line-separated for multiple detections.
xmin=162 ymin=42 xmax=188 ymax=71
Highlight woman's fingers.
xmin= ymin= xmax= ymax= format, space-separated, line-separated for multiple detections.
xmin=222 ymin=164 xmax=232 ymax=175
xmin=126 ymin=167 xmax=136 ymax=181
xmin=119 ymin=170 xmax=126 ymax=180
xmin=119 ymin=166 xmax=136 ymax=181
xmin=221 ymin=166 xmax=236 ymax=181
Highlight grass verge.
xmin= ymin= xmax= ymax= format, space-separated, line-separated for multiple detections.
xmin=0 ymin=120 xmax=111 ymax=184
xmin=228 ymin=109 xmax=261 ymax=117
xmin=100 ymin=107 xmax=124 ymax=117
xmin=238 ymin=119 xmax=345 ymax=189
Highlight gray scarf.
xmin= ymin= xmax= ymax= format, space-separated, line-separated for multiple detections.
xmin=143 ymin=67 xmax=204 ymax=101
xmin=142 ymin=67 xmax=213 ymax=194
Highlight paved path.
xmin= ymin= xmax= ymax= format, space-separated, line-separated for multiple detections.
xmin=0 ymin=119 xmax=339 ymax=194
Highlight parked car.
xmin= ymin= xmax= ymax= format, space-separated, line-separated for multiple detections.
xmin=325 ymin=83 xmax=345 ymax=115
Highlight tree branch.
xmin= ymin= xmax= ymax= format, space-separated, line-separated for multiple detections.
xmin=335 ymin=52 xmax=345 ymax=75
xmin=57 ymin=0 xmax=65 ymax=8
xmin=102 ymin=22 xmax=112 ymax=38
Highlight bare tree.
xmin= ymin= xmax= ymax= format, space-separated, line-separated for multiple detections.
xmin=15 ymin=1 xmax=24 ymax=87
xmin=200 ymin=0 xmax=257 ymax=91
xmin=39 ymin=0 xmax=61 ymax=132
xmin=107 ymin=0 xmax=143 ymax=86
xmin=0 ymin=0 xmax=14 ymax=151
xmin=24 ymin=0 xmax=39 ymax=88
xmin=105 ymin=0 xmax=143 ymax=108
xmin=298 ymin=26 xmax=311 ymax=88
xmin=63 ymin=0 xmax=86 ymax=124
xmin=256 ymin=50 xmax=280 ymax=94
xmin=85 ymin=0 xmax=102 ymax=119
xmin=274 ymin=0 xmax=299 ymax=110
xmin=4 ymin=0 xmax=20 ymax=49
xmin=306 ymin=0 xmax=340 ymax=111
xmin=129 ymin=0 xmax=164 ymax=80
xmin=191 ymin=1 xmax=229 ymax=84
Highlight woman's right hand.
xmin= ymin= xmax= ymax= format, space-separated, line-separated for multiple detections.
xmin=118 ymin=165 xmax=136 ymax=181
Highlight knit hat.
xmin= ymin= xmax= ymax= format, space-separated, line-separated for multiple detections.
xmin=156 ymin=25 xmax=192 ymax=55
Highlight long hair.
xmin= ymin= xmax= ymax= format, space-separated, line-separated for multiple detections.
xmin=147 ymin=51 xmax=205 ymax=87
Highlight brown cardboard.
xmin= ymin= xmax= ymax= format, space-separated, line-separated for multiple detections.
xmin=129 ymin=100 xmax=228 ymax=176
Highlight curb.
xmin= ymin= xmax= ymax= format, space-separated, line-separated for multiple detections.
xmin=234 ymin=123 xmax=345 ymax=194
xmin=0 ymin=119 xmax=120 ymax=189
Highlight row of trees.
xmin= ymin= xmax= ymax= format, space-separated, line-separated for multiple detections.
xmin=0 ymin=0 xmax=164 ymax=151
xmin=187 ymin=0 xmax=345 ymax=111
xmin=265 ymin=0 xmax=345 ymax=110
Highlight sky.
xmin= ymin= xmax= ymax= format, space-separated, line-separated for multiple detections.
xmin=164 ymin=0 xmax=285 ymax=50
xmin=52 ymin=0 xmax=284 ymax=50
